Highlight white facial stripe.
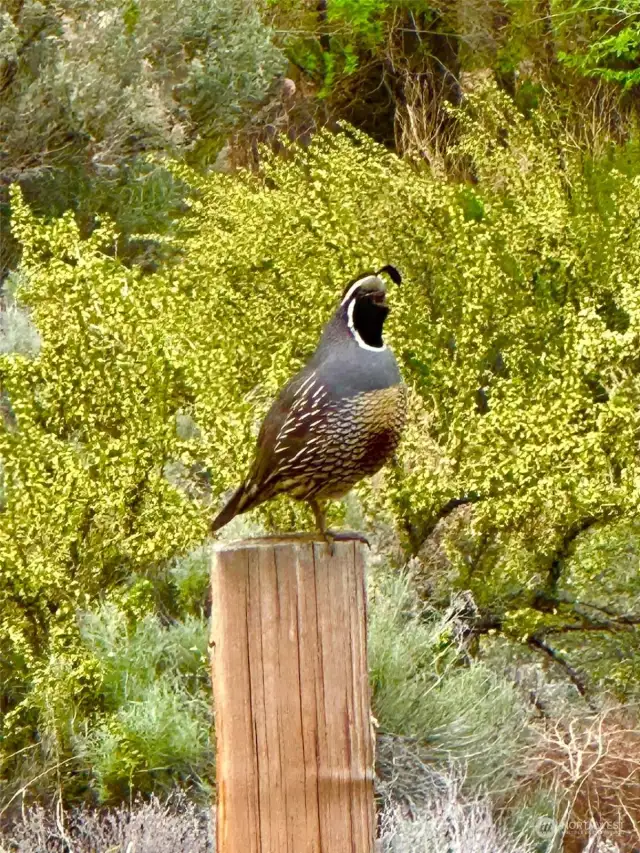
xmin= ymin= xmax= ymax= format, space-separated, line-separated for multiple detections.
xmin=340 ymin=275 xmax=380 ymax=306
xmin=347 ymin=299 xmax=387 ymax=352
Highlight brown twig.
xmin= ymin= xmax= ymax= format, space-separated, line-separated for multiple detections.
xmin=528 ymin=634 xmax=596 ymax=709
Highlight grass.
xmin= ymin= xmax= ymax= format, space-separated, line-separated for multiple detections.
xmin=378 ymin=772 xmax=536 ymax=853
xmin=0 ymin=775 xmax=534 ymax=853
xmin=0 ymin=792 xmax=213 ymax=853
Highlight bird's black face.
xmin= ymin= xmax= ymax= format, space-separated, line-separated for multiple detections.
xmin=340 ymin=267 xmax=401 ymax=350
xmin=350 ymin=285 xmax=389 ymax=349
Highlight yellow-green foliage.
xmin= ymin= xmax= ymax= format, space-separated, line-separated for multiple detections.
xmin=3 ymin=85 xmax=640 ymax=781
xmin=0 ymin=201 xmax=207 ymax=759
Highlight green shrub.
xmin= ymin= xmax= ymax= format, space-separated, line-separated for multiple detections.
xmin=4 ymin=83 xmax=640 ymax=795
xmin=0 ymin=0 xmax=285 ymax=272
xmin=552 ymin=0 xmax=640 ymax=89
xmin=369 ymin=570 xmax=531 ymax=792
xmin=168 ymin=547 xmax=211 ymax=618
xmin=76 ymin=604 xmax=211 ymax=801
xmin=0 ymin=0 xmax=284 ymax=174
xmin=272 ymin=0 xmax=390 ymax=96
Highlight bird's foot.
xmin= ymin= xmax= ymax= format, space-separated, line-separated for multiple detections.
xmin=322 ymin=529 xmax=371 ymax=556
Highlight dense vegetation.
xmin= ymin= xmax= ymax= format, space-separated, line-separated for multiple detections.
xmin=2 ymin=2 xmax=640 ymax=851
xmin=0 ymin=0 xmax=285 ymax=274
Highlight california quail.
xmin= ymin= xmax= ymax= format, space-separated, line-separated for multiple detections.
xmin=211 ymin=266 xmax=407 ymax=543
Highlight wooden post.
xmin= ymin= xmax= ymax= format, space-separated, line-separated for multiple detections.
xmin=209 ymin=537 xmax=375 ymax=853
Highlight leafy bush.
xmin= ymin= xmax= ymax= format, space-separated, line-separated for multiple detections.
xmin=552 ymin=0 xmax=640 ymax=90
xmin=0 ymin=196 xmax=208 ymax=790
xmin=369 ymin=570 xmax=531 ymax=793
xmin=165 ymin=85 xmax=640 ymax=695
xmin=0 ymin=0 xmax=285 ymax=272
xmin=4 ymin=83 xmax=640 ymax=797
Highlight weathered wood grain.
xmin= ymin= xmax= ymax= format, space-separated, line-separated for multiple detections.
xmin=210 ymin=537 xmax=375 ymax=853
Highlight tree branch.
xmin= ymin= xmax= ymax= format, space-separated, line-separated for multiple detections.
xmin=417 ymin=492 xmax=483 ymax=546
xmin=528 ymin=634 xmax=597 ymax=710
xmin=574 ymin=598 xmax=640 ymax=626
xmin=543 ymin=615 xmax=640 ymax=635
xmin=546 ymin=509 xmax=623 ymax=593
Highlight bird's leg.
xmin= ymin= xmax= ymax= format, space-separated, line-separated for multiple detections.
xmin=308 ymin=498 xmax=370 ymax=555
xmin=309 ymin=497 xmax=327 ymax=535
xmin=309 ymin=497 xmax=335 ymax=555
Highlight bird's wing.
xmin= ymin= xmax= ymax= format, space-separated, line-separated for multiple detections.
xmin=211 ymin=367 xmax=330 ymax=530
xmin=245 ymin=367 xmax=331 ymax=491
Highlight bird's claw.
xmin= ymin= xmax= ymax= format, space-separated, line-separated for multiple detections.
xmin=323 ymin=529 xmax=371 ymax=556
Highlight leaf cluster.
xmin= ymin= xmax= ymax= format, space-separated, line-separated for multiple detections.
xmin=552 ymin=0 xmax=640 ymax=89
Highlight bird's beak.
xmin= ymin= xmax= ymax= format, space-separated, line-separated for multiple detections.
xmin=371 ymin=286 xmax=387 ymax=306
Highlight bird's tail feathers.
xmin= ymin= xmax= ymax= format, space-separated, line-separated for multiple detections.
xmin=211 ymin=483 xmax=249 ymax=533
xmin=211 ymin=480 xmax=266 ymax=533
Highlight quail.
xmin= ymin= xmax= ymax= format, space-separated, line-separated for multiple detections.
xmin=211 ymin=265 xmax=407 ymax=544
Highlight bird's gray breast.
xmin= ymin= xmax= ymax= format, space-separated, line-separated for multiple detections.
xmin=314 ymin=341 xmax=402 ymax=400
